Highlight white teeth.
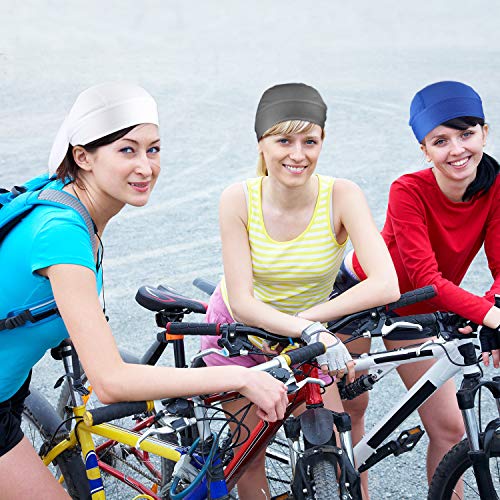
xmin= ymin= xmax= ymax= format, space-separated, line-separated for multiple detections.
xmin=450 ymin=158 xmax=468 ymax=167
xmin=284 ymin=164 xmax=305 ymax=173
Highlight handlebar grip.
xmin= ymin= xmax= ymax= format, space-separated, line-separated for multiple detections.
xmin=165 ymin=322 xmax=221 ymax=336
xmin=385 ymin=313 xmax=437 ymax=327
xmin=284 ymin=342 xmax=326 ymax=365
xmin=386 ymin=286 xmax=437 ymax=311
xmin=84 ymin=401 xmax=154 ymax=426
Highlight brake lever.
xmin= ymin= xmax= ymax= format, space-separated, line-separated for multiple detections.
xmin=190 ymin=347 xmax=234 ymax=363
xmin=295 ymin=377 xmax=325 ymax=390
xmin=381 ymin=321 xmax=423 ymax=337
xmin=285 ymin=376 xmax=325 ymax=394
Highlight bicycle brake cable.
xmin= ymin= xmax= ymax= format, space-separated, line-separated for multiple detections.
xmin=196 ymin=403 xmax=252 ymax=450
xmin=44 ymin=415 xmax=82 ymax=454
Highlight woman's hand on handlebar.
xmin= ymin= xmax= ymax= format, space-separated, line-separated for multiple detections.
xmin=239 ymin=371 xmax=288 ymax=422
xmin=301 ymin=322 xmax=355 ymax=382
xmin=318 ymin=331 xmax=355 ymax=382
xmin=479 ymin=325 xmax=500 ymax=368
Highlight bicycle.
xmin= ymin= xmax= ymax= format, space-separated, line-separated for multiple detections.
xmin=24 ymin=281 xmax=499 ymax=499
xmin=22 ymin=317 xmax=351 ymax=499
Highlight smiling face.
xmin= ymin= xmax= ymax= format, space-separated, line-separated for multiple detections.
xmin=258 ymin=123 xmax=323 ymax=186
xmin=421 ymin=123 xmax=488 ymax=189
xmin=75 ymin=124 xmax=161 ymax=209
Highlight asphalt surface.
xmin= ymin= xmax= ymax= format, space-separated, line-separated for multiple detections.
xmin=1 ymin=1 xmax=500 ymax=497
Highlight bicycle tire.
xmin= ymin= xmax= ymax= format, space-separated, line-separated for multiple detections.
xmin=21 ymin=388 xmax=91 ymax=499
xmin=310 ymin=458 xmax=340 ymax=500
xmin=428 ymin=434 xmax=500 ymax=499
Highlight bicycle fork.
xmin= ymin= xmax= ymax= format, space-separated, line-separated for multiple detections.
xmin=457 ymin=348 xmax=500 ymax=499
xmin=286 ymin=368 xmax=360 ymax=499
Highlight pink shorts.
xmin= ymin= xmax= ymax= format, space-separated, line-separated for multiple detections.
xmin=200 ymin=285 xmax=333 ymax=384
xmin=200 ymin=285 xmax=266 ymax=368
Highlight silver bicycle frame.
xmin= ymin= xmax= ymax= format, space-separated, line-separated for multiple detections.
xmin=350 ymin=337 xmax=481 ymax=467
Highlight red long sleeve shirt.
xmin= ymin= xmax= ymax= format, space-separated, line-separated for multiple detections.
xmin=353 ymin=168 xmax=500 ymax=324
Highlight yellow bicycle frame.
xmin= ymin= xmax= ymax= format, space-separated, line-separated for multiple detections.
xmin=42 ymin=403 xmax=181 ymax=499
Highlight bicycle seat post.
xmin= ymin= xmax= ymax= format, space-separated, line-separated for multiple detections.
xmin=60 ymin=342 xmax=84 ymax=408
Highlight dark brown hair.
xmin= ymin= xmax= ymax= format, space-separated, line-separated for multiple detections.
xmin=56 ymin=126 xmax=136 ymax=185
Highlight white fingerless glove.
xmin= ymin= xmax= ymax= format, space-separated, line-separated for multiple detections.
xmin=301 ymin=322 xmax=352 ymax=372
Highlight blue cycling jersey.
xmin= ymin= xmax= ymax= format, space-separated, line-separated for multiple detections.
xmin=0 ymin=179 xmax=102 ymax=402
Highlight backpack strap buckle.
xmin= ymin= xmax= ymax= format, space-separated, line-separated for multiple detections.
xmin=1 ymin=309 xmax=36 ymax=330
xmin=0 ymin=302 xmax=60 ymax=332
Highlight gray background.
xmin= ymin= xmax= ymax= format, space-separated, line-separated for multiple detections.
xmin=1 ymin=1 xmax=499 ymax=497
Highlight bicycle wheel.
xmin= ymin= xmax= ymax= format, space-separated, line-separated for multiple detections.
xmin=310 ymin=458 xmax=340 ymax=500
xmin=21 ymin=388 xmax=90 ymax=499
xmin=428 ymin=434 xmax=500 ymax=499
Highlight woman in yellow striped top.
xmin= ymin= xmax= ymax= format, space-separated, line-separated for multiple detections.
xmin=200 ymin=83 xmax=399 ymax=499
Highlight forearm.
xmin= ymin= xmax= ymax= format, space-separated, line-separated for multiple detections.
xmin=300 ymin=274 xmax=399 ymax=323
xmin=89 ymin=363 xmax=251 ymax=404
xmin=231 ymin=294 xmax=311 ymax=338
xmin=408 ymin=277 xmax=494 ymax=325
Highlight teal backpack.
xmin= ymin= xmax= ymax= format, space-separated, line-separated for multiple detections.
xmin=0 ymin=173 xmax=97 ymax=331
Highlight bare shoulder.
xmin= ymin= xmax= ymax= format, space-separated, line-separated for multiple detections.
xmin=220 ymin=181 xmax=246 ymax=203
xmin=333 ymin=178 xmax=365 ymax=199
xmin=219 ymin=181 xmax=247 ymax=221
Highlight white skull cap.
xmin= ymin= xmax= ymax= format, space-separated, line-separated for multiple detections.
xmin=48 ymin=82 xmax=159 ymax=175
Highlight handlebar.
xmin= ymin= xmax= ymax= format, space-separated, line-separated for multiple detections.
xmin=385 ymin=285 xmax=437 ymax=311
xmin=161 ymin=285 xmax=468 ymax=352
xmin=163 ymin=322 xmax=327 ymax=364
xmin=327 ymin=285 xmax=438 ymax=334
xmin=284 ymin=341 xmax=326 ymax=365
xmin=163 ymin=322 xmax=288 ymax=346
xmin=165 ymin=322 xmax=221 ymax=337
xmin=83 ymin=401 xmax=154 ymax=426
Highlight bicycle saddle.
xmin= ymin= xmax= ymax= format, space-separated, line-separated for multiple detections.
xmin=135 ymin=285 xmax=208 ymax=314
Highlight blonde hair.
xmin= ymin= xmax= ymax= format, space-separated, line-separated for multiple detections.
xmin=256 ymin=120 xmax=325 ymax=176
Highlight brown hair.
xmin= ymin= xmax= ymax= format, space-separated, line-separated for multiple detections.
xmin=56 ymin=126 xmax=136 ymax=186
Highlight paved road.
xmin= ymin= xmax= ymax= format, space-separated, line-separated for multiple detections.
xmin=2 ymin=1 xmax=500 ymax=497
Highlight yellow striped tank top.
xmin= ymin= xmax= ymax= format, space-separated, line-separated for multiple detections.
xmin=222 ymin=174 xmax=347 ymax=315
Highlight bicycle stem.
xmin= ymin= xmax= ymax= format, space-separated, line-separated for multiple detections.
xmin=192 ymin=396 xmax=212 ymax=443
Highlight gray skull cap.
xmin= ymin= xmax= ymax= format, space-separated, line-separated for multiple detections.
xmin=254 ymin=83 xmax=327 ymax=140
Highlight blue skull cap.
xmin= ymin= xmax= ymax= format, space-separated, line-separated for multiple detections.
xmin=409 ymin=81 xmax=484 ymax=142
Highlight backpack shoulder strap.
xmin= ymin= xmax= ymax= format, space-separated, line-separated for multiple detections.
xmin=35 ymin=189 xmax=97 ymax=255
xmin=0 ymin=188 xmax=98 ymax=332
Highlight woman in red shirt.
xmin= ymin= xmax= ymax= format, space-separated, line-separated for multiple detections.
xmin=334 ymin=80 xmax=500 ymax=489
